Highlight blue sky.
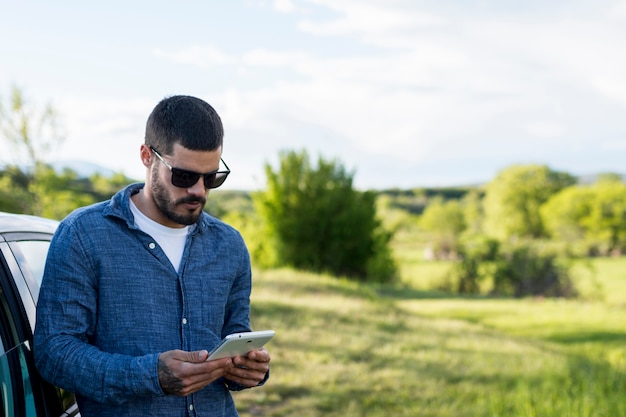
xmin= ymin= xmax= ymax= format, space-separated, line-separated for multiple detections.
xmin=1 ymin=0 xmax=625 ymax=190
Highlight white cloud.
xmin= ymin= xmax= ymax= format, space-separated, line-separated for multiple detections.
xmin=524 ymin=122 xmax=566 ymax=139
xmin=608 ymin=0 xmax=626 ymax=21
xmin=225 ymin=1 xmax=626 ymax=169
xmin=53 ymin=96 xmax=154 ymax=180
xmin=152 ymin=45 xmax=234 ymax=69
xmin=242 ymin=48 xmax=311 ymax=67
xmin=9 ymin=0 xmax=624 ymax=189
xmin=298 ymin=1 xmax=446 ymax=38
xmin=273 ymin=0 xmax=297 ymax=13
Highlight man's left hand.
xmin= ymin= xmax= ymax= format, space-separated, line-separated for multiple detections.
xmin=224 ymin=348 xmax=271 ymax=387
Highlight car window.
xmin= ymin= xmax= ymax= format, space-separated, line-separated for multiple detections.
xmin=11 ymin=241 xmax=49 ymax=290
xmin=0 ymin=286 xmax=37 ymax=416
xmin=0 ymin=343 xmax=37 ymax=416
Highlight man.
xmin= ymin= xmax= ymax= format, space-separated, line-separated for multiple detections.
xmin=34 ymin=95 xmax=270 ymax=417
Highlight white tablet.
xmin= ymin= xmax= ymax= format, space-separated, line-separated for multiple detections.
xmin=207 ymin=330 xmax=275 ymax=361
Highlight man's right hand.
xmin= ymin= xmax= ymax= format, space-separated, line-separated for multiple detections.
xmin=157 ymin=350 xmax=234 ymax=396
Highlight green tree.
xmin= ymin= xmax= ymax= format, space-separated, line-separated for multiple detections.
xmin=418 ymin=197 xmax=466 ymax=259
xmin=0 ymin=167 xmax=33 ymax=213
xmin=541 ymin=186 xmax=591 ymax=243
xmin=542 ymin=179 xmax=626 ymax=255
xmin=253 ymin=150 xmax=396 ymax=282
xmin=28 ymin=165 xmax=96 ymax=219
xmin=89 ymin=171 xmax=135 ymax=202
xmin=584 ymin=181 xmax=626 ymax=254
xmin=0 ymin=85 xmax=64 ymax=169
xmin=0 ymin=86 xmax=65 ymax=216
xmin=460 ymin=189 xmax=484 ymax=235
xmin=482 ymin=164 xmax=576 ymax=241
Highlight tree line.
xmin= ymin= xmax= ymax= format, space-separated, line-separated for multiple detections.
xmin=415 ymin=166 xmax=626 ymax=259
xmin=406 ymin=165 xmax=626 ymax=297
xmin=0 ymin=86 xmax=396 ymax=283
xmin=2 ymin=85 xmax=625 ymax=294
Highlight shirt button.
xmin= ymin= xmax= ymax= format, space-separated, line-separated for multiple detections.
xmin=189 ymin=404 xmax=194 ymax=411
xmin=182 ymin=318 xmax=188 ymax=325
xmin=149 ymin=242 xmax=156 ymax=249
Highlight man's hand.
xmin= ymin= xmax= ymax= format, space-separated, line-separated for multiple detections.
xmin=224 ymin=348 xmax=271 ymax=387
xmin=158 ymin=350 xmax=233 ymax=396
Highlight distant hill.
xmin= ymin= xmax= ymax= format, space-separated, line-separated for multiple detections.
xmin=51 ymin=160 xmax=117 ymax=178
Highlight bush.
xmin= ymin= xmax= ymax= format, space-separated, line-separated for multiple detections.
xmin=253 ymin=150 xmax=397 ymax=283
xmin=452 ymin=238 xmax=577 ymax=298
xmin=449 ymin=235 xmax=500 ymax=294
xmin=491 ymin=243 xmax=577 ymax=298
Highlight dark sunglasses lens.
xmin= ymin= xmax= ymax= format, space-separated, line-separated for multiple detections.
xmin=171 ymin=169 xmax=201 ymax=188
xmin=204 ymin=172 xmax=228 ymax=188
xmin=205 ymin=172 xmax=228 ymax=189
xmin=202 ymin=173 xmax=217 ymax=189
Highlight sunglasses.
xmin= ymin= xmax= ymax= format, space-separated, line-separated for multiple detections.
xmin=150 ymin=146 xmax=230 ymax=189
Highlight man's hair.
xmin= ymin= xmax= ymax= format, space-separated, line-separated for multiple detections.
xmin=145 ymin=95 xmax=224 ymax=154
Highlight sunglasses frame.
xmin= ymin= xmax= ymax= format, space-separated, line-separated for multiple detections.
xmin=150 ymin=146 xmax=230 ymax=189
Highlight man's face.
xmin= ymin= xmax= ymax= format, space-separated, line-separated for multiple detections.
xmin=149 ymin=143 xmax=222 ymax=227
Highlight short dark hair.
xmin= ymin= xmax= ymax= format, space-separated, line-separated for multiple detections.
xmin=145 ymin=95 xmax=224 ymax=154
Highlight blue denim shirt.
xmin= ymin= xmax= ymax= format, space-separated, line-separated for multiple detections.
xmin=34 ymin=183 xmax=256 ymax=417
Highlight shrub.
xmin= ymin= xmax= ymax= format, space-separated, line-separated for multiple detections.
xmin=491 ymin=242 xmax=577 ymax=298
xmin=451 ymin=238 xmax=577 ymax=298
xmin=253 ymin=150 xmax=397 ymax=283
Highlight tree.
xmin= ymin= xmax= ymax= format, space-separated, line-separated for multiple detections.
xmin=482 ymin=164 xmax=576 ymax=241
xmin=253 ymin=150 xmax=396 ymax=282
xmin=542 ymin=179 xmax=626 ymax=255
xmin=418 ymin=197 xmax=466 ymax=259
xmin=0 ymin=167 xmax=33 ymax=213
xmin=0 ymin=85 xmax=65 ymax=216
xmin=28 ymin=165 xmax=96 ymax=219
xmin=0 ymin=85 xmax=64 ymax=169
xmin=583 ymin=181 xmax=626 ymax=255
xmin=460 ymin=189 xmax=485 ymax=236
xmin=541 ymin=186 xmax=591 ymax=243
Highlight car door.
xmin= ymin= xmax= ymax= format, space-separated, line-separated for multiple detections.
xmin=0 ymin=231 xmax=79 ymax=417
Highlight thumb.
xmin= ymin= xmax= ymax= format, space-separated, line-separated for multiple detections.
xmin=185 ymin=349 xmax=209 ymax=363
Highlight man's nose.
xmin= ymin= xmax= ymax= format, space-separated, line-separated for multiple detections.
xmin=187 ymin=176 xmax=207 ymax=196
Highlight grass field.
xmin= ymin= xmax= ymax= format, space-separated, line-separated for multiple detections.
xmin=232 ymin=257 xmax=626 ymax=416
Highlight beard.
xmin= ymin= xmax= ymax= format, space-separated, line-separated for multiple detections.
xmin=150 ymin=168 xmax=207 ymax=226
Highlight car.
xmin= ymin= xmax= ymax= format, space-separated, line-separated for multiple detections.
xmin=0 ymin=211 xmax=79 ymax=416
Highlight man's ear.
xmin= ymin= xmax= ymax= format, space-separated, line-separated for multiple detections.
xmin=139 ymin=144 xmax=152 ymax=168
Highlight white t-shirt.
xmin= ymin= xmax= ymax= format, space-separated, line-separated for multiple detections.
xmin=129 ymin=199 xmax=189 ymax=272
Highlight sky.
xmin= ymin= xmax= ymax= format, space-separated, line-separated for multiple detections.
xmin=1 ymin=0 xmax=625 ymax=190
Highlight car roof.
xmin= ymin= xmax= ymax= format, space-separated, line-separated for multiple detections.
xmin=0 ymin=211 xmax=59 ymax=235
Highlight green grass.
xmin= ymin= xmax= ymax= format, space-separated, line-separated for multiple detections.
xmin=233 ymin=260 xmax=626 ymax=417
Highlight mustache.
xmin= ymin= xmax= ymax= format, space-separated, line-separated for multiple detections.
xmin=176 ymin=196 xmax=207 ymax=205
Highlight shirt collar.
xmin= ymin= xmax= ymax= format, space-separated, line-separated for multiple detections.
xmin=102 ymin=183 xmax=213 ymax=234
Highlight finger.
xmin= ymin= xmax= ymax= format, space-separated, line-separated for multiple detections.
xmin=247 ymin=348 xmax=270 ymax=362
xmin=186 ymin=350 xmax=210 ymax=363
xmin=163 ymin=358 xmax=234 ymax=396
xmin=225 ymin=367 xmax=267 ymax=387
xmin=230 ymin=357 xmax=270 ymax=377
xmin=184 ymin=362 xmax=232 ymax=386
xmin=234 ymin=352 xmax=270 ymax=372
